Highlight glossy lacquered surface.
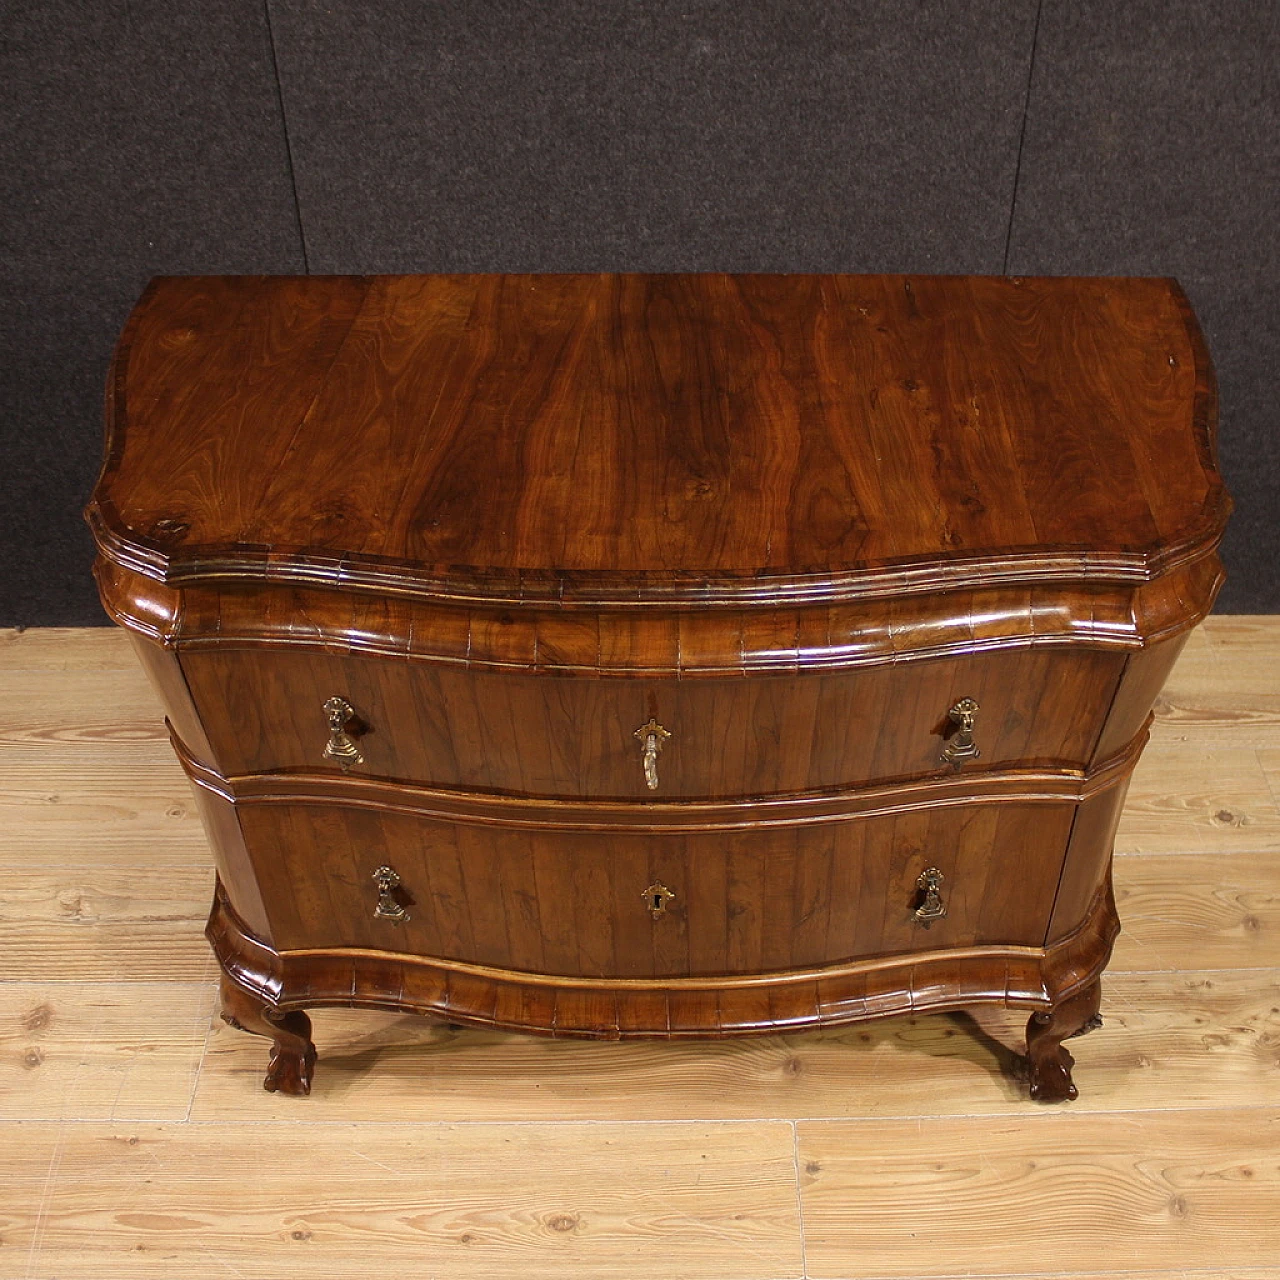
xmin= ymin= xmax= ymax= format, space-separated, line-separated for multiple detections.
xmin=178 ymin=643 xmax=1123 ymax=798
xmin=88 ymin=273 xmax=1227 ymax=607
xmin=87 ymin=272 xmax=1229 ymax=1102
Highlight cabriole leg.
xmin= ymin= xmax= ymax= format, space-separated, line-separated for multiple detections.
xmin=219 ymin=973 xmax=317 ymax=1096
xmin=1024 ymin=979 xmax=1102 ymax=1103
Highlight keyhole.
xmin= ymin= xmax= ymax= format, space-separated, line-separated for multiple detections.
xmin=642 ymin=882 xmax=674 ymax=919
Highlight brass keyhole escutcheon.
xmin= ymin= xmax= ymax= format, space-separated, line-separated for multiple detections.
xmin=323 ymin=696 xmax=364 ymax=771
xmin=633 ymin=717 xmax=672 ymax=791
xmin=372 ymin=865 xmax=410 ymax=923
xmin=940 ymin=697 xmax=980 ymax=768
xmin=914 ymin=867 xmax=947 ymax=927
xmin=642 ymin=882 xmax=675 ymax=919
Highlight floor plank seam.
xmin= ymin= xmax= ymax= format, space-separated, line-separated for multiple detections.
xmin=789 ymin=1119 xmax=810 ymax=1280
xmin=4 ymin=1099 xmax=1266 ymax=1128
xmin=815 ymin=1270 xmax=1280 ymax=1280
xmin=182 ymin=980 xmax=219 ymax=1123
xmin=1111 ymin=849 xmax=1272 ymax=857
xmin=0 ymin=863 xmax=216 ymax=871
xmin=1260 ymin=744 xmax=1280 ymax=810
xmin=22 ymin=1117 xmax=69 ymax=1279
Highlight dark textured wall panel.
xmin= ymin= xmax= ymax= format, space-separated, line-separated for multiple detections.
xmin=1007 ymin=1 xmax=1280 ymax=612
xmin=1 ymin=2 xmax=305 ymax=625
xmin=5 ymin=2 xmax=1277 ymax=621
xmin=270 ymin=0 xmax=1037 ymax=274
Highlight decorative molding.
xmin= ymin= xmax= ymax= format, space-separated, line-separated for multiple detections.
xmin=94 ymin=550 xmax=1225 ymax=676
xmin=173 ymin=717 xmax=1148 ymax=834
xmin=207 ymin=875 xmax=1120 ymax=1038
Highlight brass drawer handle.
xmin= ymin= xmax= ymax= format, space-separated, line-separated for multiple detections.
xmin=940 ymin=696 xmax=980 ymax=767
xmin=372 ymin=865 xmax=410 ymax=922
xmin=633 ymin=717 xmax=671 ymax=791
xmin=322 ymin=696 xmax=363 ymax=770
xmin=914 ymin=867 xmax=947 ymax=927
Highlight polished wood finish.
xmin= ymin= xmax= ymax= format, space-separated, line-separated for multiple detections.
xmin=89 ymin=274 xmax=1225 ymax=604
xmin=205 ymin=873 xmax=1120 ymax=1041
xmin=86 ymin=273 xmax=1229 ymax=1101
xmin=227 ymin=797 xmax=1078 ymax=967
xmin=177 ymin=644 xmax=1124 ymax=796
xmin=1024 ymin=977 xmax=1104 ymax=1102
xmin=217 ymin=972 xmax=316 ymax=1096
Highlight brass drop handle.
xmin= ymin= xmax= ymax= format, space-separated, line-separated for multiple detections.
xmin=633 ymin=717 xmax=671 ymax=791
xmin=322 ymin=696 xmax=363 ymax=770
xmin=940 ymin=696 xmax=980 ymax=767
xmin=372 ymin=865 xmax=410 ymax=922
xmin=914 ymin=867 xmax=947 ymax=927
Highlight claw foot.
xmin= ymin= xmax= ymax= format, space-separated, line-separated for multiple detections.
xmin=264 ymin=1039 xmax=318 ymax=1096
xmin=219 ymin=974 xmax=317 ymax=1097
xmin=1024 ymin=980 xmax=1101 ymax=1103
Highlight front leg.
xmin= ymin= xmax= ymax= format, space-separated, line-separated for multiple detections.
xmin=219 ymin=973 xmax=317 ymax=1096
xmin=1024 ymin=979 xmax=1102 ymax=1103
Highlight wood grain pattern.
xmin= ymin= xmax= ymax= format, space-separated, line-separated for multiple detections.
xmin=189 ymin=968 xmax=1280 ymax=1121
xmin=0 ymin=669 xmax=172 ymax=751
xmin=4 ymin=1120 xmax=803 ymax=1280
xmin=0 ymin=658 xmax=213 ymax=869
xmin=0 ymin=983 xmax=212 ymax=1121
xmin=1112 ymin=851 xmax=1280 ymax=972
xmin=0 ymin=756 xmax=209 ymax=867
xmin=178 ymin=642 xmax=1123 ymax=795
xmin=1 ymin=619 xmax=1277 ymax=1279
xmin=1115 ymin=744 xmax=1280 ymax=854
xmin=174 ymin=719 xmax=1148 ymax=829
xmin=0 ymin=868 xmax=213 ymax=982
xmin=90 ymin=274 xmax=1227 ymax=605
xmin=82 ymin=276 xmax=1228 ymax=1099
xmin=230 ymin=798 xmax=1078 ymax=969
xmin=0 ymin=626 xmax=138 ymax=671
xmin=797 ymin=1110 xmax=1280 ymax=1277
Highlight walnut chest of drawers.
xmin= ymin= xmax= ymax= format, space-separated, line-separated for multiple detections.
xmin=87 ymin=273 xmax=1230 ymax=1100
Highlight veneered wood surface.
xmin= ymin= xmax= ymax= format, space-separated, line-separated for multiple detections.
xmin=232 ymin=798 xmax=1077 ymax=971
xmin=77 ymin=274 xmax=1230 ymax=1095
xmin=179 ymin=642 xmax=1123 ymax=796
xmin=207 ymin=872 xmax=1116 ymax=1042
xmin=89 ymin=273 xmax=1227 ymax=605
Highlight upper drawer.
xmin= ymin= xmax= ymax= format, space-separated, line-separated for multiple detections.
xmin=179 ymin=645 xmax=1123 ymax=799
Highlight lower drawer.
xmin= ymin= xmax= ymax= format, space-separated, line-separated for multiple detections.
xmin=234 ymin=800 xmax=1075 ymax=978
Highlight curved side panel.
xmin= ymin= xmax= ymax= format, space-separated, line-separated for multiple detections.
xmin=111 ymin=613 xmax=272 ymax=944
xmin=93 ymin=557 xmax=182 ymax=643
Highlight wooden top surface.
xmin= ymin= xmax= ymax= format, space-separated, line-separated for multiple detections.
xmin=89 ymin=273 xmax=1228 ymax=607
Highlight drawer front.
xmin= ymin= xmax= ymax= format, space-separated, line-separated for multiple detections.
xmin=182 ymin=646 xmax=1122 ymax=799
xmin=236 ymin=800 xmax=1075 ymax=977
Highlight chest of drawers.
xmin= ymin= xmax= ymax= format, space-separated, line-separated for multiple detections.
xmin=87 ymin=273 xmax=1229 ymax=1100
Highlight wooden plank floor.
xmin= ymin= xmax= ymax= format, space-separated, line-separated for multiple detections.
xmin=1 ymin=618 xmax=1278 ymax=1280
